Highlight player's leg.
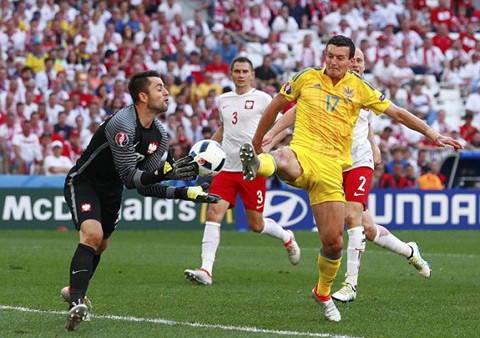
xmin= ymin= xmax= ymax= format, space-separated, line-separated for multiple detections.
xmin=240 ymin=144 xmax=302 ymax=182
xmin=184 ymin=200 xmax=229 ymax=285
xmin=245 ymin=210 xmax=301 ymax=265
xmin=241 ymin=159 xmax=301 ymax=264
xmin=64 ymin=178 xmax=104 ymax=331
xmin=332 ymin=167 xmax=371 ymax=302
xmin=185 ymin=172 xmax=234 ymax=285
xmin=332 ymin=200 xmax=364 ymax=302
xmin=311 ymin=201 xmax=344 ymax=322
xmin=363 ymin=210 xmax=431 ymax=277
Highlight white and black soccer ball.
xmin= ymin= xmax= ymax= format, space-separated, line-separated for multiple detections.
xmin=189 ymin=140 xmax=226 ymax=177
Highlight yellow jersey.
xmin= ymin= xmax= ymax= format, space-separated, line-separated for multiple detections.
xmin=280 ymin=68 xmax=391 ymax=168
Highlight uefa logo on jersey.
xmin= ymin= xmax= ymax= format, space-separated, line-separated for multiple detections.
xmin=244 ymin=100 xmax=254 ymax=110
xmin=284 ymin=81 xmax=292 ymax=95
xmin=147 ymin=142 xmax=159 ymax=155
xmin=115 ymin=132 xmax=129 ymax=147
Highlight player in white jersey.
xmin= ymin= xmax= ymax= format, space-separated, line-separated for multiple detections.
xmin=184 ymin=57 xmax=300 ymax=286
xmin=263 ymin=49 xmax=431 ymax=302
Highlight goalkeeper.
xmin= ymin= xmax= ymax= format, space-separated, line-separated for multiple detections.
xmin=62 ymin=70 xmax=220 ymax=332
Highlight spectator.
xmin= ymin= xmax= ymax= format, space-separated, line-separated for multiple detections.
xmin=431 ymin=109 xmax=453 ymax=135
xmin=243 ymin=4 xmax=270 ymax=42
xmin=417 ymin=37 xmax=445 ymax=81
xmin=89 ymin=10 xmax=106 ymax=44
xmin=54 ymin=111 xmax=72 ymax=140
xmin=432 ymin=23 xmax=453 ymax=54
xmin=205 ymin=53 xmax=229 ymax=86
xmin=404 ymin=163 xmax=419 ymax=188
xmin=394 ymin=18 xmax=424 ymax=51
xmin=470 ymin=131 xmax=480 ymax=150
xmin=0 ymin=112 xmax=20 ymax=174
xmin=377 ymin=161 xmax=408 ymax=189
xmin=193 ymin=10 xmax=210 ymax=39
xmin=408 ymin=82 xmax=437 ymax=125
xmin=375 ymin=0 xmax=402 ymax=29
xmin=182 ymin=21 xmax=197 ymax=54
xmin=187 ymin=114 xmax=204 ymax=143
xmin=418 ymin=165 xmax=444 ymax=190
xmin=105 ymin=8 xmax=125 ymax=34
xmin=158 ymin=0 xmax=182 ymax=22
xmin=386 ymin=148 xmax=408 ymax=173
xmin=255 ymin=55 xmax=280 ymax=90
xmin=393 ymin=56 xmax=416 ymax=88
xmin=215 ymin=33 xmax=238 ymax=66
xmin=459 ymin=22 xmax=477 ymax=53
xmin=271 ymin=5 xmax=299 ymax=45
xmin=430 ymin=159 xmax=446 ymax=186
xmin=294 ymin=34 xmax=319 ymax=70
xmin=373 ymin=54 xmax=398 ymax=91
xmin=46 ymin=92 xmax=64 ymax=125
xmin=441 ymin=57 xmax=468 ymax=90
xmin=205 ymin=23 xmax=224 ymax=52
xmin=43 ymin=140 xmax=72 ymax=176
xmin=459 ymin=112 xmax=479 ymax=142
xmin=303 ymin=0 xmax=328 ymax=32
xmin=224 ymin=9 xmax=244 ymax=38
xmin=12 ymin=119 xmax=43 ymax=175
xmin=430 ymin=0 xmax=455 ymax=31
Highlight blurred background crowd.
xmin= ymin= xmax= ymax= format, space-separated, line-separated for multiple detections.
xmin=0 ymin=0 xmax=479 ymax=190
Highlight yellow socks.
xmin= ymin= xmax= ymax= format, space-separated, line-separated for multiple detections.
xmin=315 ymin=252 xmax=341 ymax=300
xmin=257 ymin=153 xmax=276 ymax=177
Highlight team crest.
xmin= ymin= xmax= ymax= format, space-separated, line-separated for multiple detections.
xmin=244 ymin=100 xmax=254 ymax=109
xmin=284 ymin=81 xmax=292 ymax=95
xmin=81 ymin=203 xmax=92 ymax=212
xmin=147 ymin=142 xmax=159 ymax=155
xmin=343 ymin=87 xmax=354 ymax=100
xmin=115 ymin=132 xmax=129 ymax=147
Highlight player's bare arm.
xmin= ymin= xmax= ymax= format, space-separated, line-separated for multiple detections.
xmin=384 ymin=103 xmax=463 ymax=151
xmin=262 ymin=105 xmax=296 ymax=147
xmin=367 ymin=123 xmax=381 ymax=166
xmin=211 ymin=124 xmax=224 ymax=143
xmin=252 ymin=94 xmax=289 ymax=153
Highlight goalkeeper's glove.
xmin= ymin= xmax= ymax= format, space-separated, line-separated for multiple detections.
xmin=156 ymin=147 xmax=198 ymax=181
xmin=186 ymin=183 xmax=221 ymax=203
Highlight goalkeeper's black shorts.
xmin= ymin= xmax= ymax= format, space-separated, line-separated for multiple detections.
xmin=64 ymin=176 xmax=121 ymax=239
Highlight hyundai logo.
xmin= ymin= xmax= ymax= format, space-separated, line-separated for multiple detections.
xmin=264 ymin=190 xmax=308 ymax=227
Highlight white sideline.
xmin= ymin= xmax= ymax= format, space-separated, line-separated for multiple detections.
xmin=0 ymin=305 xmax=359 ymax=338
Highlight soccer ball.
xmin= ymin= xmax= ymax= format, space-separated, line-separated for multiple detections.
xmin=189 ymin=140 xmax=226 ymax=177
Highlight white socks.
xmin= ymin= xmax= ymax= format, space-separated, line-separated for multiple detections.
xmin=200 ymin=221 xmax=221 ymax=275
xmin=261 ymin=218 xmax=291 ymax=243
xmin=344 ymin=226 xmax=366 ymax=288
xmin=372 ymin=224 xmax=413 ymax=258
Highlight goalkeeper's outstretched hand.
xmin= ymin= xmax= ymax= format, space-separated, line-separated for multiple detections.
xmin=161 ymin=147 xmax=198 ymax=181
xmin=187 ymin=183 xmax=221 ymax=203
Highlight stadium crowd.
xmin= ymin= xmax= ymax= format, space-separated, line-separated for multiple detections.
xmin=0 ymin=0 xmax=479 ymax=189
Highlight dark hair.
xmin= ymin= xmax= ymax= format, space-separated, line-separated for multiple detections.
xmin=128 ymin=70 xmax=161 ymax=104
xmin=230 ymin=56 xmax=253 ymax=71
xmin=326 ymin=35 xmax=356 ymax=59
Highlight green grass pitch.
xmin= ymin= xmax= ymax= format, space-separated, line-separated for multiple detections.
xmin=0 ymin=229 xmax=478 ymax=337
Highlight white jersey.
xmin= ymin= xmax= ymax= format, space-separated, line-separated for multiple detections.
xmin=218 ymin=88 xmax=272 ymax=171
xmin=346 ymin=109 xmax=375 ymax=171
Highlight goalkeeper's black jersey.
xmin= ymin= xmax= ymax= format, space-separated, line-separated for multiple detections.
xmin=68 ymin=105 xmax=168 ymax=196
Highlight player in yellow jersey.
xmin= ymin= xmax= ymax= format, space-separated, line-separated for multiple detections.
xmin=239 ymin=35 xmax=463 ymax=322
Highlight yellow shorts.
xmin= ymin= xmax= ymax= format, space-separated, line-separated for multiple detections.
xmin=284 ymin=144 xmax=346 ymax=205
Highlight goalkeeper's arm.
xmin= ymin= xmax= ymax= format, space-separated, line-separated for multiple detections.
xmin=137 ymin=183 xmax=221 ymax=203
